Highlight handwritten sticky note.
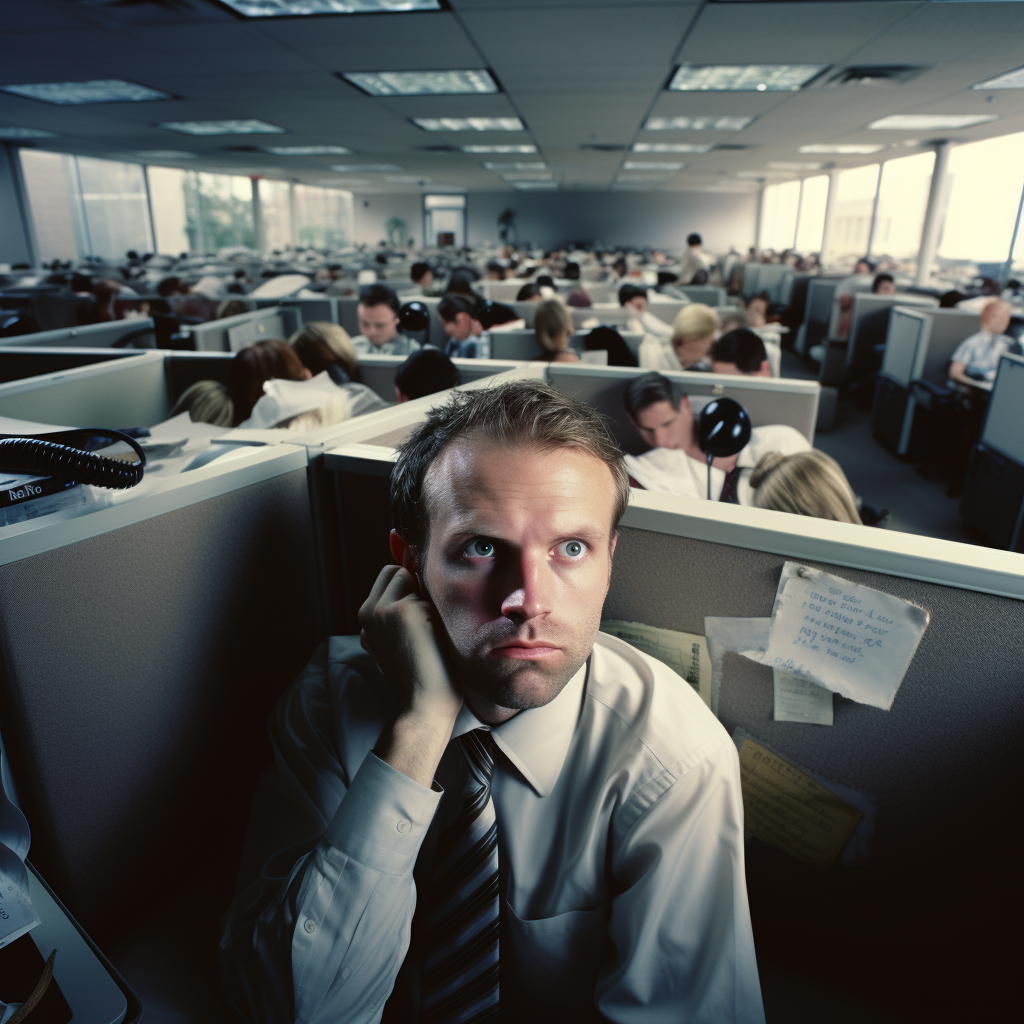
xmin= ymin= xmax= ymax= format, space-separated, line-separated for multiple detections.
xmin=761 ymin=564 xmax=929 ymax=710
xmin=739 ymin=739 xmax=863 ymax=868
xmin=774 ymin=669 xmax=833 ymax=725
xmin=602 ymin=621 xmax=712 ymax=706
xmin=0 ymin=870 xmax=40 ymax=950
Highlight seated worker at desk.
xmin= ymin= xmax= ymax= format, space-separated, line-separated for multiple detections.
xmin=618 ymin=283 xmax=675 ymax=343
xmin=352 ymin=284 xmax=422 ymax=357
xmin=623 ymin=371 xmax=809 ymax=503
xmin=438 ymin=293 xmax=489 ymax=358
xmin=219 ymin=380 xmax=764 ymax=1024
xmin=710 ymin=328 xmax=772 ymax=377
xmin=948 ymin=298 xmax=1019 ymax=386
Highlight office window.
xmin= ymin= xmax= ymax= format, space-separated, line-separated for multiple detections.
xmin=871 ymin=152 xmax=935 ymax=275
xmin=259 ymin=178 xmax=294 ymax=250
xmin=147 ymin=165 xmax=191 ymax=255
xmin=20 ymin=149 xmax=89 ymax=261
xmin=825 ymin=164 xmax=880 ymax=269
xmin=937 ymin=132 xmax=1024 ymax=279
xmin=759 ymin=180 xmax=800 ymax=253
xmin=794 ymin=174 xmax=829 ymax=254
xmin=74 ymin=156 xmax=153 ymax=259
xmin=187 ymin=172 xmax=256 ymax=252
xmin=293 ymin=185 xmax=353 ymax=248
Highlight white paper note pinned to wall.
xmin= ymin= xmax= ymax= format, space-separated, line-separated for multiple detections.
xmin=774 ymin=669 xmax=833 ymax=725
xmin=761 ymin=563 xmax=930 ymax=710
xmin=0 ymin=870 xmax=40 ymax=949
xmin=601 ymin=620 xmax=711 ymax=706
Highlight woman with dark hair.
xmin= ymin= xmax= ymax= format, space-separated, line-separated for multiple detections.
xmin=231 ymin=340 xmax=310 ymax=424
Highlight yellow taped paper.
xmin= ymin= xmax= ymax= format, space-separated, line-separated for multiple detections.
xmin=601 ymin=620 xmax=711 ymax=706
xmin=739 ymin=740 xmax=862 ymax=868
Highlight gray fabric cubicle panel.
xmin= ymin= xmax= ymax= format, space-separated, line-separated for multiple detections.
xmin=545 ymin=366 xmax=819 ymax=455
xmin=0 ymin=318 xmax=157 ymax=350
xmin=0 ymin=355 xmax=171 ymax=427
xmin=0 ymin=347 xmax=145 ymax=385
xmin=0 ymin=469 xmax=322 ymax=935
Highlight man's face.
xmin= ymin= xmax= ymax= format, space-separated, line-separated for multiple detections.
xmin=625 ymin=296 xmax=647 ymax=314
xmin=672 ymin=332 xmax=715 ymax=368
xmin=875 ymin=279 xmax=896 ymax=296
xmin=420 ymin=438 xmax=618 ymax=714
xmin=630 ymin=398 xmax=693 ymax=450
xmin=982 ymin=304 xmax=1012 ymax=335
xmin=357 ymin=302 xmax=400 ymax=346
xmin=420 ymin=269 xmax=434 ymax=288
xmin=443 ymin=311 xmax=474 ymax=342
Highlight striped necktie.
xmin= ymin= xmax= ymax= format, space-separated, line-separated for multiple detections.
xmin=421 ymin=729 xmax=500 ymax=1023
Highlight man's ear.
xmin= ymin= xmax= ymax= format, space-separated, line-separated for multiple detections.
xmin=389 ymin=529 xmax=418 ymax=573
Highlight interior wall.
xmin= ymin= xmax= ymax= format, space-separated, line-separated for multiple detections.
xmin=0 ymin=144 xmax=34 ymax=266
xmin=352 ymin=192 xmax=423 ymax=248
xmin=351 ymin=189 xmax=757 ymax=254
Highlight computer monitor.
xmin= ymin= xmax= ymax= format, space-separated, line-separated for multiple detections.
xmin=188 ymin=306 xmax=302 ymax=352
xmin=981 ymin=354 xmax=1024 ymax=465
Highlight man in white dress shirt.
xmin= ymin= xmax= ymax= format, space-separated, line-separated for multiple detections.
xmin=677 ymin=233 xmax=713 ymax=285
xmin=948 ymin=299 xmax=1018 ymax=386
xmin=351 ymin=284 xmax=422 ymax=357
xmin=623 ymin=372 xmax=809 ymax=504
xmin=220 ymin=380 xmax=764 ymax=1023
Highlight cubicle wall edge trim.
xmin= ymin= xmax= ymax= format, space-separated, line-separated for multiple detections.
xmin=0 ymin=445 xmax=309 ymax=567
xmin=546 ymin=362 xmax=823 ymax=396
xmin=0 ymin=350 xmax=166 ymax=399
xmin=621 ymin=493 xmax=1024 ymax=602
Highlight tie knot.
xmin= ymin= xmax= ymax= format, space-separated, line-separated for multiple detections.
xmin=458 ymin=728 xmax=495 ymax=787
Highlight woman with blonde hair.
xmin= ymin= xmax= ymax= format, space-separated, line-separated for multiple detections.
xmin=639 ymin=303 xmax=719 ymax=371
xmin=289 ymin=321 xmax=358 ymax=382
xmin=533 ymin=297 xmax=579 ymax=363
xmin=750 ymin=450 xmax=862 ymax=525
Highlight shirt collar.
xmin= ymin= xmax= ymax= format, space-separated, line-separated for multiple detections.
xmin=451 ymin=659 xmax=588 ymax=797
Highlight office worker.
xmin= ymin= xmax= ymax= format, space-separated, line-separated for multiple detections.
xmin=618 ymin=283 xmax=674 ymax=343
xmin=438 ymin=294 xmax=489 ymax=359
xmin=289 ymin=321 xmax=358 ymax=384
xmin=750 ymin=450 xmax=862 ymax=525
xmin=677 ymin=232 xmax=712 ymax=285
xmin=640 ymin=303 xmax=719 ymax=372
xmin=710 ymin=328 xmax=773 ymax=377
xmin=623 ymin=371 xmax=809 ymax=503
xmin=394 ymin=347 xmax=461 ymax=402
xmin=411 ymin=262 xmax=434 ymax=291
xmin=219 ymin=380 xmax=764 ymax=1023
xmin=534 ymin=297 xmax=580 ymax=363
xmin=352 ymin=284 xmax=421 ymax=357
xmin=871 ymin=273 xmax=896 ymax=296
xmin=948 ymin=298 xmax=1017 ymax=385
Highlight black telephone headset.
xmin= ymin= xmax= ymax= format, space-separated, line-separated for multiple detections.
xmin=0 ymin=429 xmax=147 ymax=489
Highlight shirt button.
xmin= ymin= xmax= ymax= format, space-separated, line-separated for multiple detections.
xmin=304 ymin=920 xmax=316 ymax=934
xmin=396 ymin=819 xmax=411 ymax=834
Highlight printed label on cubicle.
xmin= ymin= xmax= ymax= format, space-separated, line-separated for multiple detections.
xmin=761 ymin=562 xmax=930 ymax=711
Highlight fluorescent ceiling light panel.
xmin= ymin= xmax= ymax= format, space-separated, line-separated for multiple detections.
xmin=159 ymin=119 xmax=287 ymax=135
xmin=320 ymin=178 xmax=369 ymax=186
xmin=483 ymin=162 xmax=546 ymax=170
xmin=768 ymin=161 xmax=823 ymax=170
xmin=973 ymin=65 xmax=1024 ymax=90
xmin=799 ymin=143 xmax=886 ymax=154
xmin=220 ymin=0 xmax=440 ymax=15
xmin=623 ymin=161 xmax=684 ymax=171
xmin=265 ymin=145 xmax=354 ymax=155
xmin=735 ymin=170 xmax=790 ymax=179
xmin=697 ymin=182 xmax=759 ymax=193
xmin=0 ymin=126 xmax=57 ymax=139
xmin=668 ymin=64 xmax=827 ymax=92
xmin=135 ymin=150 xmax=195 ymax=159
xmin=643 ymin=115 xmax=754 ymax=131
xmin=343 ymin=70 xmax=497 ymax=97
xmin=511 ymin=181 xmax=558 ymax=190
xmin=611 ymin=182 xmax=657 ymax=190
xmin=1 ymin=79 xmax=172 ymax=105
xmin=616 ymin=174 xmax=673 ymax=182
xmin=868 ymin=114 xmax=998 ymax=130
xmin=500 ymin=172 xmax=553 ymax=181
xmin=463 ymin=144 xmax=537 ymax=153
xmin=413 ymin=117 xmax=524 ymax=132
xmin=632 ymin=142 xmax=712 ymax=154
xmin=330 ymin=164 xmax=402 ymax=172
xmin=386 ymin=175 xmax=431 ymax=183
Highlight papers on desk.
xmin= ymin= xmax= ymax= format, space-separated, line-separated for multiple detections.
xmin=601 ymin=620 xmax=711 ymax=706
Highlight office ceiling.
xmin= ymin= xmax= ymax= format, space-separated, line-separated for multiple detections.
xmin=1 ymin=0 xmax=1023 ymax=194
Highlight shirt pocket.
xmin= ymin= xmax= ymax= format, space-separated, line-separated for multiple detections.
xmin=503 ymin=900 xmax=608 ymax=1019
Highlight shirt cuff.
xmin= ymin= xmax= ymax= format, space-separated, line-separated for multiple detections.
xmin=324 ymin=752 xmax=443 ymax=875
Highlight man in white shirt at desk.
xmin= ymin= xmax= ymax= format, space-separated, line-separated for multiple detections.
xmin=438 ymin=293 xmax=490 ymax=359
xmin=948 ymin=299 xmax=1017 ymax=386
xmin=623 ymin=371 xmax=809 ymax=503
xmin=220 ymin=380 xmax=764 ymax=1024
xmin=352 ymin=283 xmax=422 ymax=357
xmin=678 ymin=233 xmax=713 ymax=285
xmin=618 ymin=283 xmax=675 ymax=345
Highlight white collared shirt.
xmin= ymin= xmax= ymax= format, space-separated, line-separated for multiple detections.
xmin=220 ymin=633 xmax=764 ymax=1024
xmin=950 ymin=330 xmax=1016 ymax=379
xmin=624 ymin=425 xmax=811 ymax=504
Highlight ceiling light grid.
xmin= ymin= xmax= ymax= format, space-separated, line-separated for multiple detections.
xmin=623 ymin=161 xmax=684 ymax=171
xmin=1 ymin=80 xmax=173 ymax=105
xmin=266 ymin=146 xmax=354 ymax=155
xmin=633 ymin=142 xmax=712 ymax=154
xmin=413 ymin=117 xmax=524 ymax=132
xmin=483 ymin=162 xmax=546 ymax=171
xmin=342 ymin=70 xmax=498 ymax=97
xmin=644 ymin=115 xmax=755 ymax=131
xmin=668 ymin=64 xmax=827 ymax=92
xmin=218 ymin=0 xmax=441 ymax=16
xmin=463 ymin=144 xmax=537 ymax=154
xmin=330 ymin=164 xmax=402 ymax=172
xmin=867 ymin=114 xmax=998 ymax=130
xmin=973 ymin=65 xmax=1024 ymax=90
xmin=799 ymin=143 xmax=886 ymax=155
xmin=0 ymin=126 xmax=57 ymax=139
xmin=159 ymin=120 xmax=287 ymax=135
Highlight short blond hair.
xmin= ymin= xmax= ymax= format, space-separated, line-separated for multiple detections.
xmin=534 ymin=297 xmax=573 ymax=353
xmin=750 ymin=450 xmax=861 ymax=525
xmin=288 ymin=321 xmax=357 ymax=378
xmin=671 ymin=303 xmax=720 ymax=345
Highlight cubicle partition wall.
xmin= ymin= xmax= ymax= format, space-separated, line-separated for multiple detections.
xmin=188 ymin=305 xmax=302 ymax=352
xmin=0 ymin=345 xmax=147 ymax=385
xmin=543 ymin=363 xmax=820 ymax=455
xmin=675 ymin=285 xmax=726 ymax=306
xmin=354 ymin=354 xmax=525 ymax=401
xmin=794 ymin=278 xmax=843 ymax=358
xmin=321 ymin=431 xmax=1023 ymax=1021
xmin=255 ymin=295 xmax=344 ymax=327
xmin=872 ymin=307 xmax=980 ymax=456
xmin=0 ymin=317 xmax=158 ymax=350
xmin=490 ymin=329 xmax=644 ymax=362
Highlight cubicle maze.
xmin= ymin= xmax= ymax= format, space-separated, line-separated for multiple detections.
xmin=0 ymin=345 xmax=147 ymax=385
xmin=0 ymin=317 xmax=159 ymax=350
xmin=188 ymin=305 xmax=302 ymax=352
xmin=542 ymin=363 xmax=820 ymax=456
xmin=323 ymin=431 xmax=1023 ymax=1018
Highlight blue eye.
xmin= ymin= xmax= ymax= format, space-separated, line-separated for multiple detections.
xmin=557 ymin=540 xmax=586 ymax=559
xmin=466 ymin=539 xmax=496 ymax=558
